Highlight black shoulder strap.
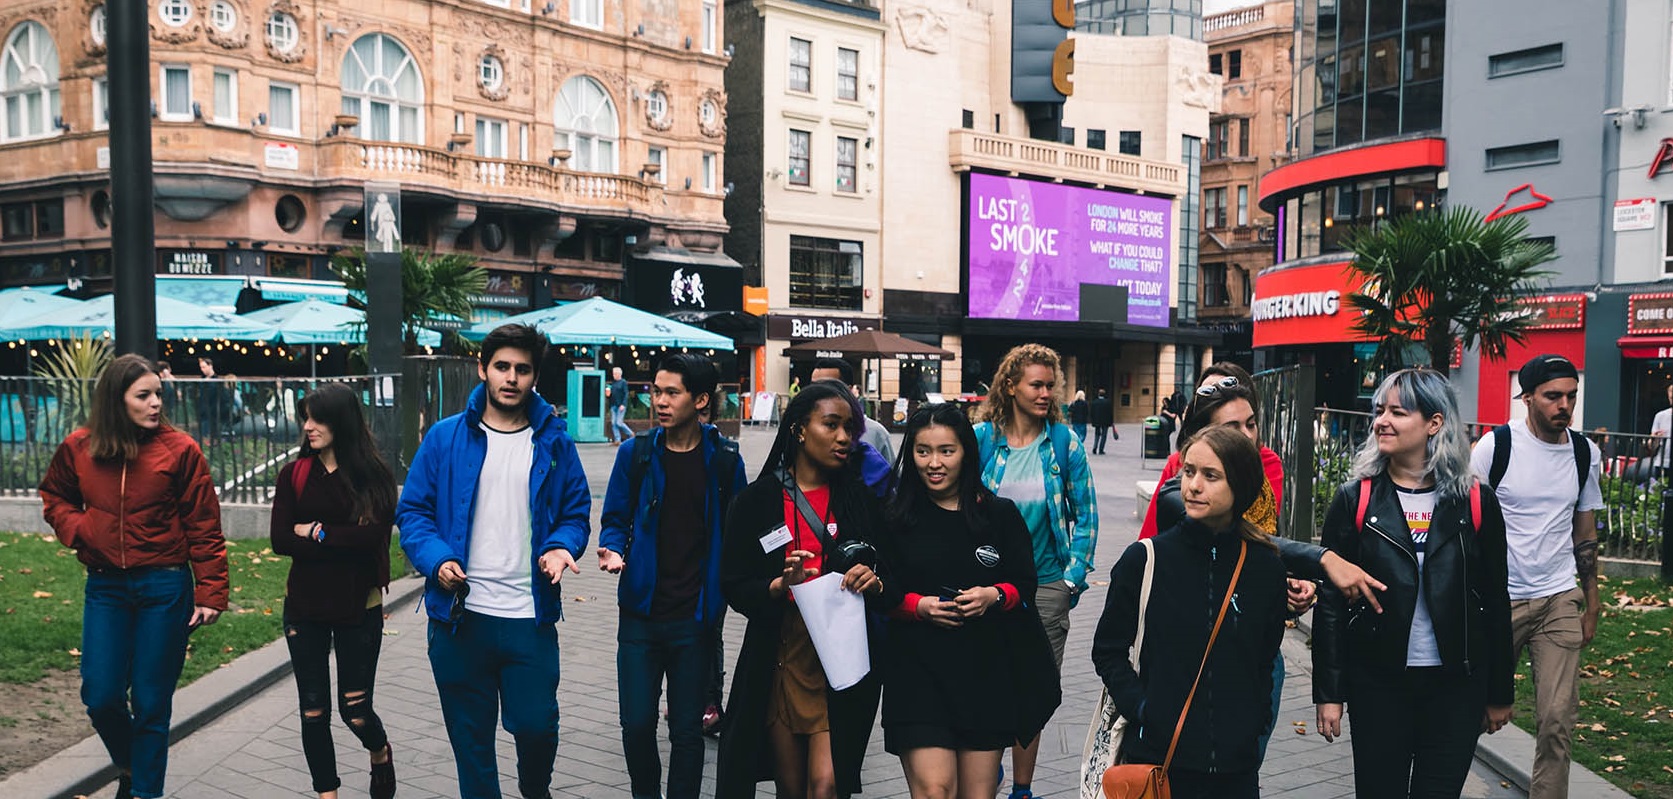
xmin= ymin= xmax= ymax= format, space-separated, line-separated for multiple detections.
xmin=625 ymin=430 xmax=656 ymax=552
xmin=711 ymin=431 xmax=741 ymax=514
xmin=1572 ymin=429 xmax=1590 ymax=495
xmin=1488 ymin=424 xmax=1511 ymax=489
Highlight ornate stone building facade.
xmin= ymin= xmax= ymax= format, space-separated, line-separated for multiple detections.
xmin=0 ymin=0 xmax=731 ymax=322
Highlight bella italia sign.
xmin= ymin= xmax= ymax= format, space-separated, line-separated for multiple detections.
xmin=767 ymin=313 xmax=879 ymax=342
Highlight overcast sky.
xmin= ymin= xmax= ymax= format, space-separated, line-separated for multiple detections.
xmin=1203 ymin=0 xmax=1262 ymax=14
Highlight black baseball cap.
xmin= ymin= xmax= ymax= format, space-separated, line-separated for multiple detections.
xmin=1517 ymin=354 xmax=1579 ymax=397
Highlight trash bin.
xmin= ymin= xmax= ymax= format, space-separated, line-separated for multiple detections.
xmin=1143 ymin=416 xmax=1168 ymax=459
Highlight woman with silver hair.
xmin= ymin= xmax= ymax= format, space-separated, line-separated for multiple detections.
xmin=1311 ymin=368 xmax=1515 ymax=799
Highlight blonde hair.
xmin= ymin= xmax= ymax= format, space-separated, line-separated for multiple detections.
xmin=976 ymin=343 xmax=1065 ymax=431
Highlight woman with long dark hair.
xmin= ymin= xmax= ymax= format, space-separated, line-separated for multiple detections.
xmin=1091 ymin=427 xmax=1289 ymax=799
xmin=40 ymin=354 xmax=228 ymax=799
xmin=878 ymin=404 xmax=1058 ymax=799
xmin=270 ymin=383 xmax=400 ymax=799
xmin=716 ymin=382 xmax=889 ymax=799
xmin=1313 ymin=369 xmax=1514 ymax=799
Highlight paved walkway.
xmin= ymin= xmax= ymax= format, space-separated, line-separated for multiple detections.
xmin=26 ymin=424 xmax=1530 ymax=798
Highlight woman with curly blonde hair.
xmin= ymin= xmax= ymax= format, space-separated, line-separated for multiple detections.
xmin=972 ymin=344 xmax=1098 ymax=799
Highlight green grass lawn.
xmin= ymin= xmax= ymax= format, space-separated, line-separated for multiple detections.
xmin=0 ymin=531 xmax=410 ymax=686
xmin=1513 ymin=578 xmax=1673 ymax=798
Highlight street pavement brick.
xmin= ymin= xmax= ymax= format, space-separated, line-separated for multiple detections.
xmin=74 ymin=423 xmax=1523 ymax=799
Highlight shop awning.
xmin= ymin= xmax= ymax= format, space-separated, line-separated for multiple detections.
xmin=631 ymin=246 xmax=744 ymax=269
xmin=1617 ymin=335 xmax=1673 ymax=359
xmin=157 ymin=276 xmax=350 ymax=312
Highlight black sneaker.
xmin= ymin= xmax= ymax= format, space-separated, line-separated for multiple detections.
xmin=370 ymin=744 xmax=396 ymax=799
xmin=114 ymin=774 xmax=133 ymax=799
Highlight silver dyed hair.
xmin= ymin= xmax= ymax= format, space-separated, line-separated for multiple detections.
xmin=1350 ymin=368 xmax=1474 ymax=502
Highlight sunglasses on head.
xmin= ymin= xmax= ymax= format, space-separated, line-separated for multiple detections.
xmin=1196 ymin=375 xmax=1240 ymax=398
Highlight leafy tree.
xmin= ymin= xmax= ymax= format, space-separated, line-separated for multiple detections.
xmin=330 ymin=247 xmax=487 ymax=354
xmin=1344 ymin=207 xmax=1557 ymax=375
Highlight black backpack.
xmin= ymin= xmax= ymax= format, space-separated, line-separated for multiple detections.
xmin=1485 ymin=423 xmax=1590 ymax=495
xmin=623 ymin=428 xmax=742 ymax=557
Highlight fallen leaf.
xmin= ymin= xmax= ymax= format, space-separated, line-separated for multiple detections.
xmin=262 ymin=607 xmax=273 ymax=615
xmin=31 ymin=590 xmax=51 ymax=598
xmin=67 ymin=648 xmax=80 ymax=656
xmin=382 ymin=629 xmax=400 ymax=636
xmin=1607 ymin=755 xmax=1627 ymax=762
xmin=17 ymin=568 xmax=31 ymax=575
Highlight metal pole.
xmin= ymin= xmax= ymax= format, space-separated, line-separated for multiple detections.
xmin=109 ymin=0 xmax=156 ymax=358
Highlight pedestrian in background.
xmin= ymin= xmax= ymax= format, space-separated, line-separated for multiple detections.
xmin=196 ymin=356 xmax=229 ymax=444
xmin=1069 ymin=390 xmax=1089 ymax=442
xmin=270 ymin=383 xmax=400 ymax=799
xmin=716 ymin=381 xmax=888 ymax=799
xmin=397 ymin=324 xmax=592 ymax=799
xmin=972 ymin=343 xmax=1098 ymax=799
xmin=1316 ymin=368 xmax=1514 ymax=799
xmin=878 ymin=403 xmax=1059 ymax=799
xmin=608 ymin=365 xmax=635 ymax=445
xmin=39 ymin=354 xmax=228 ymax=799
xmin=812 ymin=357 xmax=896 ymax=467
xmin=598 ymin=354 xmax=747 ymax=799
xmin=1089 ymin=389 xmax=1114 ymax=455
xmin=1091 ymin=426 xmax=1288 ymax=799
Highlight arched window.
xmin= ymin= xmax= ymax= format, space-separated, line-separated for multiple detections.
xmin=554 ymin=76 xmax=617 ymax=173
xmin=340 ymin=33 xmax=423 ymax=145
xmin=1 ymin=21 xmax=61 ymax=143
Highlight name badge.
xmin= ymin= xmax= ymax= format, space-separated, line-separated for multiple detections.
xmin=760 ymin=525 xmax=792 ymax=553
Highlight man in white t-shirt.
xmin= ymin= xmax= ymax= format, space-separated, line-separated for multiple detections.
xmin=1649 ymin=384 xmax=1673 ymax=472
xmin=1469 ymin=354 xmax=1602 ymax=799
xmin=398 ymin=324 xmax=592 ymax=799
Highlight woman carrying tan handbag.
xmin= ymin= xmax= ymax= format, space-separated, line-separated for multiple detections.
xmin=1087 ymin=427 xmax=1289 ymax=798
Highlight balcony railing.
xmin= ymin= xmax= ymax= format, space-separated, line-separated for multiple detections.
xmin=1205 ymin=5 xmax=1263 ymax=33
xmin=948 ymin=129 xmax=1184 ymax=196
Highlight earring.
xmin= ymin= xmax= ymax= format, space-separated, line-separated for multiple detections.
xmin=798 ymin=437 xmax=805 ymax=444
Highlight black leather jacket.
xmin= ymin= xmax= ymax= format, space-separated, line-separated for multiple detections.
xmin=1312 ymin=475 xmax=1514 ymax=707
xmin=1154 ymin=475 xmax=1330 ymax=581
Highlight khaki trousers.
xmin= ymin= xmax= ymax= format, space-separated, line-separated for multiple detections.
xmin=1510 ymin=586 xmax=1586 ymax=799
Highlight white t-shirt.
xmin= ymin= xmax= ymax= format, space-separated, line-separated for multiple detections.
xmin=1652 ymin=408 xmax=1672 ymax=467
xmin=1469 ymin=421 xmax=1603 ymax=601
xmin=465 ymin=423 xmax=536 ymax=619
xmin=1394 ymin=485 xmax=1441 ymax=667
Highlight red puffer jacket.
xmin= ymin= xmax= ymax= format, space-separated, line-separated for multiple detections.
xmin=39 ymin=427 xmax=229 ymax=609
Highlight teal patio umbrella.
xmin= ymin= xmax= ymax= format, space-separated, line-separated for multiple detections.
xmin=0 ymin=288 xmax=80 ymax=327
xmin=241 ymin=299 xmax=442 ymax=347
xmin=0 ymin=295 xmax=278 ymax=342
xmin=461 ymin=296 xmax=733 ymax=349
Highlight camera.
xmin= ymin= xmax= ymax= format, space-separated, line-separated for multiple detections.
xmin=829 ymin=539 xmax=878 ymax=573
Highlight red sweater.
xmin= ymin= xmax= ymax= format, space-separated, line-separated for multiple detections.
xmin=270 ymin=458 xmax=392 ymax=624
xmin=39 ymin=427 xmax=228 ymax=609
xmin=1138 ymin=446 xmax=1284 ymax=539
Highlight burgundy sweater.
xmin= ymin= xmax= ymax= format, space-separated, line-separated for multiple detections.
xmin=269 ymin=458 xmax=392 ymax=625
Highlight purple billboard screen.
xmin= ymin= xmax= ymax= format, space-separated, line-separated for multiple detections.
xmin=966 ymin=173 xmax=1173 ymax=326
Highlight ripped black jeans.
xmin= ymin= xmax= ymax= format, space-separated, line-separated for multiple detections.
xmin=283 ymin=604 xmax=390 ymax=794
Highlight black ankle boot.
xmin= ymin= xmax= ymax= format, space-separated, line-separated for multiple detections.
xmin=370 ymin=744 xmax=396 ymax=799
xmin=114 ymin=773 xmax=133 ymax=799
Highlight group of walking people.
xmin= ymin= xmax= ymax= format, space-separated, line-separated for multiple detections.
xmin=37 ymin=329 xmax=1602 ymax=799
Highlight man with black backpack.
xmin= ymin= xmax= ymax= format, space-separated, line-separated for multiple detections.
xmin=597 ymin=354 xmax=748 ymax=799
xmin=1469 ymin=354 xmax=1603 ymax=799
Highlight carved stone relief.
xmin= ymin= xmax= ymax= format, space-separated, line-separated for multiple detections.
xmin=698 ymin=87 xmax=726 ymax=139
xmin=204 ymin=0 xmax=250 ymax=50
xmin=478 ymin=43 xmax=509 ymax=102
xmin=894 ymin=5 xmax=950 ymax=54
xmin=263 ymin=0 xmax=306 ymax=63
xmin=1176 ymin=66 xmax=1216 ymax=110
xmin=644 ymin=79 xmax=673 ymax=132
xmin=79 ymin=0 xmax=105 ymax=60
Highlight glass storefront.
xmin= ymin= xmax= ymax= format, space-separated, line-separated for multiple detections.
xmin=1280 ymin=171 xmax=1443 ymax=260
xmin=1292 ymin=0 xmax=1445 ymax=156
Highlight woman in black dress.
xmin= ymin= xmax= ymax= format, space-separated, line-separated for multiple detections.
xmin=716 ymin=382 xmax=890 ymax=799
xmin=879 ymin=404 xmax=1059 ymax=799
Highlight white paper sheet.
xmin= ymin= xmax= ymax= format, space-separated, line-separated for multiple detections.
xmin=788 ymin=572 xmax=871 ymax=690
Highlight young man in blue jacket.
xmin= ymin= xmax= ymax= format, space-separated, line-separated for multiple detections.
xmin=397 ymin=324 xmax=591 ymax=799
xmin=597 ymin=354 xmax=747 ymax=799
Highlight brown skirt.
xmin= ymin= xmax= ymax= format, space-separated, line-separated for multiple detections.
xmin=767 ymin=603 xmax=830 ymax=735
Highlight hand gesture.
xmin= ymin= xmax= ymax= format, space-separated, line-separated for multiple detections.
xmin=189 ymin=606 xmax=221 ymax=629
xmin=1321 ymin=551 xmax=1387 ymax=613
xmin=954 ymin=586 xmax=1001 ymax=617
xmin=1286 ymin=578 xmax=1318 ymax=614
xmin=1582 ymin=606 xmax=1599 ymax=647
xmin=1316 ymin=702 xmax=1344 ymax=742
xmin=597 ymin=547 xmax=625 ymax=574
xmin=916 ymin=596 xmax=964 ymax=629
xmin=1482 ymin=704 xmax=1514 ymax=734
xmin=841 ymin=563 xmax=882 ymax=596
xmin=781 ymin=550 xmax=819 ymax=588
xmin=539 ymin=549 xmax=581 ymax=584
xmin=436 ymin=560 xmax=468 ymax=592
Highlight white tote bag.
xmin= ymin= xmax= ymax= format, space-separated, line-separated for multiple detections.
xmin=1078 ymin=539 xmax=1156 ymax=799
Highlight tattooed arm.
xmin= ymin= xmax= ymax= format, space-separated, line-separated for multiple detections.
xmin=1573 ymin=510 xmax=1600 ymax=647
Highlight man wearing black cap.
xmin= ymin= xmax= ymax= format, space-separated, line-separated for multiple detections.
xmin=1468 ymin=354 xmax=1602 ymax=799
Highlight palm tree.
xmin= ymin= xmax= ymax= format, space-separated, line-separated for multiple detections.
xmin=1343 ymin=207 xmax=1557 ymax=375
xmin=330 ymin=247 xmax=488 ymax=353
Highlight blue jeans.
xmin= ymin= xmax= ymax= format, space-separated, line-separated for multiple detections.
xmin=1072 ymin=423 xmax=1088 ymax=441
xmin=1255 ymin=650 xmax=1284 ymax=763
xmin=428 ymin=611 xmax=562 ymax=799
xmin=610 ymin=405 xmax=634 ymax=443
xmin=81 ymin=566 xmax=194 ymax=799
xmin=618 ymin=612 xmax=711 ymax=799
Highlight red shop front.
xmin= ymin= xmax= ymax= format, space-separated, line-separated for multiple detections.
xmin=1251 ymin=260 xmax=1380 ymax=409
xmin=1475 ymin=293 xmax=1589 ymax=425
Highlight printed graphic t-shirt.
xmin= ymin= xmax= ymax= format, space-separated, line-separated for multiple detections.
xmin=1395 ymin=484 xmax=1441 ymax=667
xmin=995 ymin=432 xmax=1066 ymax=583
